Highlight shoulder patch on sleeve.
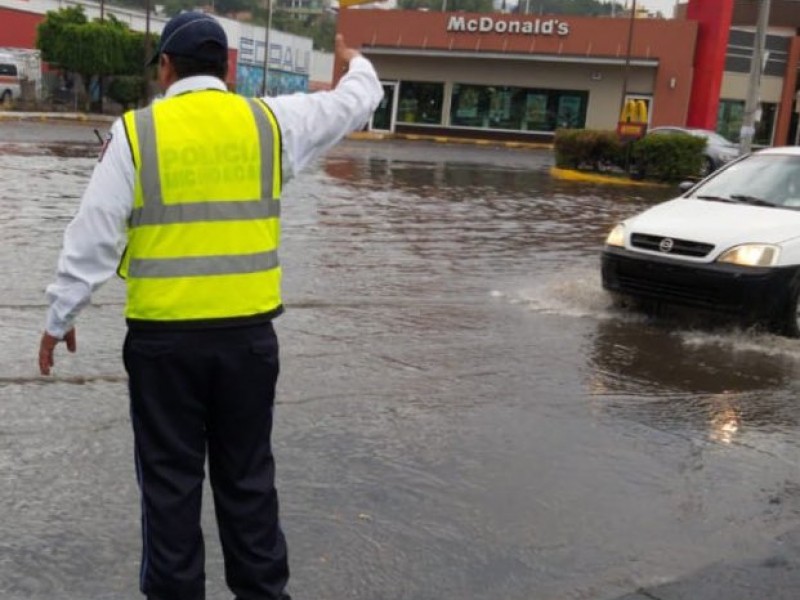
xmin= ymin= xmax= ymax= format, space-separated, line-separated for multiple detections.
xmin=98 ymin=131 xmax=113 ymax=163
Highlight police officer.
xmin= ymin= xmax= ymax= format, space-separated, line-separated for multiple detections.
xmin=38 ymin=12 xmax=382 ymax=600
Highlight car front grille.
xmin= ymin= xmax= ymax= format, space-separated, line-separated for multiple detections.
xmin=613 ymin=271 xmax=736 ymax=310
xmin=630 ymin=233 xmax=714 ymax=258
xmin=601 ymin=250 xmax=788 ymax=318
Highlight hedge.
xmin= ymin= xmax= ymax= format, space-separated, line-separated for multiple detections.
xmin=630 ymin=133 xmax=706 ymax=182
xmin=554 ymin=129 xmax=708 ymax=182
xmin=554 ymin=129 xmax=624 ymax=171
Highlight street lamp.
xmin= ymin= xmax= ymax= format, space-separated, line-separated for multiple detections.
xmin=740 ymin=0 xmax=772 ymax=154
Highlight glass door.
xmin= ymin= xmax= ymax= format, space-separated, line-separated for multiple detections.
xmin=371 ymin=82 xmax=398 ymax=133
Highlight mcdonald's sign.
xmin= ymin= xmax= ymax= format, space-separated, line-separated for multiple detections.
xmin=617 ymin=99 xmax=649 ymax=140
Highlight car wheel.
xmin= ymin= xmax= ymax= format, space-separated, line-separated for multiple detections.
xmin=698 ymin=156 xmax=714 ymax=178
xmin=0 ymin=90 xmax=10 ymax=106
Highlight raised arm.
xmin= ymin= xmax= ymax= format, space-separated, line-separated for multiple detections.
xmin=264 ymin=34 xmax=384 ymax=179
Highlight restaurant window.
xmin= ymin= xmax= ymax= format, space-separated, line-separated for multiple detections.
xmin=450 ymin=84 xmax=587 ymax=132
xmin=397 ymin=81 xmax=444 ymax=125
xmin=717 ymin=99 xmax=777 ymax=146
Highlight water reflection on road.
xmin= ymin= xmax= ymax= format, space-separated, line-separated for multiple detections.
xmin=2 ymin=121 xmax=800 ymax=600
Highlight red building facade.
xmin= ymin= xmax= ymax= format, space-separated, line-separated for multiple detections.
xmin=336 ymin=0 xmax=799 ymax=145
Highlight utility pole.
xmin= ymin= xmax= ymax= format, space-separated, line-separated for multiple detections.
xmin=740 ymin=0 xmax=771 ymax=154
xmin=99 ymin=0 xmax=105 ymax=113
xmin=260 ymin=0 xmax=273 ymax=96
xmin=617 ymin=0 xmax=636 ymax=119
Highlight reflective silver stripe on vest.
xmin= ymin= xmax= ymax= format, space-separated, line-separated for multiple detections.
xmin=128 ymin=250 xmax=279 ymax=278
xmin=131 ymin=96 xmax=277 ymax=228
xmin=130 ymin=198 xmax=280 ymax=226
xmin=134 ymin=107 xmax=163 ymax=214
xmin=245 ymin=98 xmax=277 ymax=201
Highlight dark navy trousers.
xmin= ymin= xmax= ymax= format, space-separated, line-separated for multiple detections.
xmin=123 ymin=322 xmax=290 ymax=600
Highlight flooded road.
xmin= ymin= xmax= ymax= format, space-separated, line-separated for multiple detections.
xmin=2 ymin=120 xmax=800 ymax=600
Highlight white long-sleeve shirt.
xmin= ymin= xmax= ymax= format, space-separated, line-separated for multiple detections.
xmin=44 ymin=56 xmax=383 ymax=338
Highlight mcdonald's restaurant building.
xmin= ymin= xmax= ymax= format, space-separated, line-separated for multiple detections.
xmin=337 ymin=3 xmax=800 ymax=146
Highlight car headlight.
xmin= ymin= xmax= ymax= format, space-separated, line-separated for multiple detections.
xmin=717 ymin=244 xmax=779 ymax=267
xmin=605 ymin=224 xmax=625 ymax=247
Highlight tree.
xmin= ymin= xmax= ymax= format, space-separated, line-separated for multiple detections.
xmin=36 ymin=5 xmax=88 ymax=66
xmin=514 ymin=0 xmax=624 ymax=15
xmin=263 ymin=9 xmax=337 ymax=52
xmin=36 ymin=7 xmax=156 ymax=111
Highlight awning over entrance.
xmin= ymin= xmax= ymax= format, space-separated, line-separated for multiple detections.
xmin=363 ymin=47 xmax=659 ymax=68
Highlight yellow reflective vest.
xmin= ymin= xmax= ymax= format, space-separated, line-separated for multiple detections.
xmin=120 ymin=90 xmax=283 ymax=323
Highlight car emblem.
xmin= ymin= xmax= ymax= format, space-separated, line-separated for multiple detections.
xmin=659 ymin=238 xmax=674 ymax=253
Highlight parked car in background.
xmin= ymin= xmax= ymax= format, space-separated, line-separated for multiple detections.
xmin=647 ymin=126 xmax=740 ymax=177
xmin=602 ymin=147 xmax=800 ymax=337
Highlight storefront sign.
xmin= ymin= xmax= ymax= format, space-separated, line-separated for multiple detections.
xmin=238 ymin=31 xmax=311 ymax=75
xmin=617 ymin=99 xmax=649 ymax=140
xmin=446 ymin=16 xmax=570 ymax=36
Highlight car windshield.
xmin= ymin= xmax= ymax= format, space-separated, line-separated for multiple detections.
xmin=688 ymin=155 xmax=800 ymax=208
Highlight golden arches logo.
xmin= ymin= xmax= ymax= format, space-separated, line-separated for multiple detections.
xmin=620 ymin=99 xmax=648 ymax=124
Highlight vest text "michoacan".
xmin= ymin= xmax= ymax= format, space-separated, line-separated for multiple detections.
xmin=446 ymin=16 xmax=570 ymax=36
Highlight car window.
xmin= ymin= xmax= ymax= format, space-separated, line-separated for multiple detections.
xmin=689 ymin=155 xmax=800 ymax=207
xmin=0 ymin=63 xmax=18 ymax=76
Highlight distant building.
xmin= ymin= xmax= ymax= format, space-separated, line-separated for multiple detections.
xmin=0 ymin=0 xmax=330 ymax=99
xmin=336 ymin=0 xmax=799 ymax=145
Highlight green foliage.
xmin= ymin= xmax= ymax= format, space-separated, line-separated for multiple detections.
xmin=515 ymin=0 xmax=623 ymax=15
xmin=36 ymin=5 xmax=88 ymax=66
xmin=107 ymin=76 xmax=145 ymax=109
xmin=555 ymin=129 xmax=707 ymax=182
xmin=56 ymin=22 xmax=128 ymax=76
xmin=263 ymin=10 xmax=336 ymax=51
xmin=396 ymin=0 xmax=622 ymax=13
xmin=554 ymin=129 xmax=623 ymax=170
xmin=36 ymin=7 xmax=156 ymax=110
xmin=631 ymin=133 xmax=706 ymax=182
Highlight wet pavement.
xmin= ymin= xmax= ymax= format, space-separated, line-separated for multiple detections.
xmin=2 ymin=119 xmax=800 ymax=600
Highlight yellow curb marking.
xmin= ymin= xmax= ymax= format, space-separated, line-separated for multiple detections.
xmin=550 ymin=167 xmax=669 ymax=188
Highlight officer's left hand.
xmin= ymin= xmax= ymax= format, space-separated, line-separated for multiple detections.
xmin=39 ymin=329 xmax=77 ymax=376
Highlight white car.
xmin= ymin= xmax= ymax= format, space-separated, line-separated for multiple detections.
xmin=602 ymin=146 xmax=800 ymax=336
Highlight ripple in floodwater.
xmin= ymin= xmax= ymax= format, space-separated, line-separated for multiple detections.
xmin=4 ymin=128 xmax=800 ymax=600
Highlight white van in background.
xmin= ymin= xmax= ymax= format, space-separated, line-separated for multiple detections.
xmin=0 ymin=49 xmax=42 ymax=105
xmin=0 ymin=60 xmax=21 ymax=104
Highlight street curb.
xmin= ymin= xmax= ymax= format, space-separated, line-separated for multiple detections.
xmin=0 ymin=111 xmax=116 ymax=124
xmin=550 ymin=166 xmax=669 ymax=188
xmin=4 ymin=113 xmax=556 ymax=151
xmin=347 ymin=130 xmax=553 ymax=151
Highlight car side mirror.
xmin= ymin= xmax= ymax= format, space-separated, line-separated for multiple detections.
xmin=678 ymin=181 xmax=695 ymax=193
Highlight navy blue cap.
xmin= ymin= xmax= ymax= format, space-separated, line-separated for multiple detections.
xmin=147 ymin=12 xmax=228 ymax=66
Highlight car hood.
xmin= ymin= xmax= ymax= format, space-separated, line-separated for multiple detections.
xmin=625 ymin=198 xmax=800 ymax=247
